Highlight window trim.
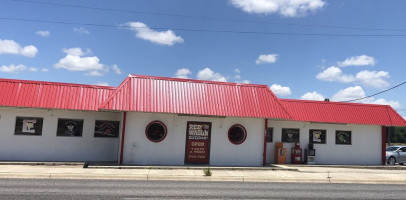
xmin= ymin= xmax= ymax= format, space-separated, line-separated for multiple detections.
xmin=228 ymin=124 xmax=247 ymax=145
xmin=14 ymin=116 xmax=44 ymax=136
xmin=145 ymin=120 xmax=167 ymax=143
xmin=335 ymin=130 xmax=352 ymax=145
xmin=309 ymin=129 xmax=327 ymax=144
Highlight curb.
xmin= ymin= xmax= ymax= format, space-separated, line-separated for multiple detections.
xmin=86 ymin=166 xmax=298 ymax=171
xmin=282 ymin=164 xmax=406 ymax=170
xmin=0 ymin=173 xmax=405 ymax=184
xmin=0 ymin=162 xmax=85 ymax=166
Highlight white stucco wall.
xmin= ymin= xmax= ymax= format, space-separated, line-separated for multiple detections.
xmin=0 ymin=107 xmax=121 ymax=162
xmin=123 ymin=112 xmax=265 ymax=166
xmin=266 ymin=120 xmax=382 ymax=165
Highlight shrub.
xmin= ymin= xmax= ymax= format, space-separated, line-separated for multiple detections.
xmin=203 ymin=167 xmax=212 ymax=176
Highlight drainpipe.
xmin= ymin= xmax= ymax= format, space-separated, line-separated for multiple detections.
xmin=119 ymin=112 xmax=127 ymax=165
xmin=263 ymin=119 xmax=268 ymax=166
xmin=382 ymin=126 xmax=387 ymax=165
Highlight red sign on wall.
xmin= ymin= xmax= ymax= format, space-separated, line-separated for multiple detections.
xmin=184 ymin=121 xmax=211 ymax=164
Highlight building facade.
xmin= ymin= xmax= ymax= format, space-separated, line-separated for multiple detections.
xmin=0 ymin=75 xmax=404 ymax=166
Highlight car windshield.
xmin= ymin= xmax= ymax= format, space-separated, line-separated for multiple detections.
xmin=386 ymin=147 xmax=400 ymax=151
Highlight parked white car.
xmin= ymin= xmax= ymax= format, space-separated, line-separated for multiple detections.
xmin=386 ymin=146 xmax=406 ymax=165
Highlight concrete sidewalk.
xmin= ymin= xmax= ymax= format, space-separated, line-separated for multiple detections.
xmin=0 ymin=163 xmax=405 ymax=184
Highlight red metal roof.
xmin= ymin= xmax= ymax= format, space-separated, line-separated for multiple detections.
xmin=280 ymin=99 xmax=406 ymax=127
xmin=99 ymin=75 xmax=292 ymax=119
xmin=1 ymin=75 xmax=405 ymax=126
xmin=0 ymin=78 xmax=115 ymax=111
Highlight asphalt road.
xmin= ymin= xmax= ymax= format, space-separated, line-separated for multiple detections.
xmin=0 ymin=179 xmax=404 ymax=199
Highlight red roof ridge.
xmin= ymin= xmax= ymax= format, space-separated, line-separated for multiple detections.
xmin=0 ymin=78 xmax=116 ymax=90
xmin=99 ymin=76 xmax=131 ymax=110
xmin=263 ymin=88 xmax=293 ymax=119
xmin=280 ymin=98 xmax=395 ymax=108
xmin=128 ymin=74 xmax=270 ymax=88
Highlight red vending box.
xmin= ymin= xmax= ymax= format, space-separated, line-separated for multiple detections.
xmin=291 ymin=143 xmax=302 ymax=164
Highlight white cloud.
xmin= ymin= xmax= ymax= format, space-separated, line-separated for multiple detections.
xmin=301 ymin=91 xmax=324 ymax=101
xmin=197 ymin=67 xmax=227 ymax=82
xmin=230 ymin=0 xmax=326 ymax=17
xmin=0 ymin=39 xmax=38 ymax=57
xmin=241 ymin=80 xmax=251 ymax=84
xmin=270 ymin=84 xmax=292 ymax=96
xmin=331 ymin=86 xmax=365 ymax=102
xmin=355 ymin=70 xmax=389 ymax=88
xmin=126 ymin=22 xmax=184 ymax=46
xmin=234 ymin=68 xmax=240 ymax=74
xmin=316 ymin=66 xmax=355 ymax=83
xmin=364 ymin=98 xmax=401 ymax=109
xmin=54 ymin=47 xmax=111 ymax=76
xmin=256 ymin=54 xmax=278 ymax=64
xmin=86 ymin=71 xmax=104 ymax=76
xmin=36 ymin=30 xmax=50 ymax=37
xmin=112 ymin=64 xmax=122 ymax=75
xmin=74 ymin=27 xmax=90 ymax=34
xmin=94 ymin=82 xmax=110 ymax=86
xmin=234 ymin=74 xmax=241 ymax=79
xmin=0 ymin=64 xmax=38 ymax=73
xmin=41 ymin=68 xmax=49 ymax=72
xmin=62 ymin=47 xmax=90 ymax=56
xmin=331 ymin=86 xmax=401 ymax=109
xmin=316 ymin=66 xmax=389 ymax=88
xmin=175 ymin=68 xmax=192 ymax=79
xmin=338 ymin=55 xmax=376 ymax=67
xmin=55 ymin=55 xmax=104 ymax=71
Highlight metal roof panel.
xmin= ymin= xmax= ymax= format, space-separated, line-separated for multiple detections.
xmin=99 ymin=75 xmax=292 ymax=119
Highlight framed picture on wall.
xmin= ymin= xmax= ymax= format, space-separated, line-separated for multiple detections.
xmin=281 ymin=128 xmax=299 ymax=143
xmin=94 ymin=120 xmax=120 ymax=138
xmin=266 ymin=127 xmax=273 ymax=143
xmin=14 ymin=117 xmax=43 ymax=136
xmin=335 ymin=130 xmax=351 ymax=145
xmin=56 ymin=118 xmax=83 ymax=137
xmin=309 ymin=129 xmax=326 ymax=144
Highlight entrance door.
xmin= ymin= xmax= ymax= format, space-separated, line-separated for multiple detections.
xmin=184 ymin=121 xmax=211 ymax=164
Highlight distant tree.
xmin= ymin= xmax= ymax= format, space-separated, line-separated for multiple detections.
xmin=387 ymin=127 xmax=406 ymax=143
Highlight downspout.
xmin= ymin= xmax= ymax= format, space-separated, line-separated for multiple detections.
xmin=119 ymin=112 xmax=127 ymax=165
xmin=382 ymin=126 xmax=387 ymax=165
xmin=263 ymin=119 xmax=268 ymax=166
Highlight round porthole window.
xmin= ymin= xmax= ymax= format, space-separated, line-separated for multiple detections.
xmin=145 ymin=121 xmax=167 ymax=143
xmin=228 ymin=124 xmax=247 ymax=145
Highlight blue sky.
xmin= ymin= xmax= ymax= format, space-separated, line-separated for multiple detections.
xmin=1 ymin=0 xmax=405 ymax=118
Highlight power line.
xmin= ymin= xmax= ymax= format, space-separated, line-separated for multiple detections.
xmin=3 ymin=17 xmax=406 ymax=37
xmin=341 ymin=82 xmax=406 ymax=103
xmin=7 ymin=0 xmax=406 ymax=33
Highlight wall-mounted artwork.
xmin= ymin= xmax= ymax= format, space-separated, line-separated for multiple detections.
xmin=14 ymin=117 xmax=43 ymax=136
xmin=309 ymin=129 xmax=326 ymax=144
xmin=282 ymin=128 xmax=299 ymax=143
xmin=57 ymin=119 xmax=83 ymax=137
xmin=94 ymin=120 xmax=120 ymax=138
xmin=335 ymin=130 xmax=351 ymax=145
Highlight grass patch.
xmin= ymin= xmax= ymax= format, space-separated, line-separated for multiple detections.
xmin=203 ymin=167 xmax=212 ymax=176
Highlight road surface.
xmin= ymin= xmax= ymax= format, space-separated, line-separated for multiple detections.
xmin=0 ymin=179 xmax=403 ymax=199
